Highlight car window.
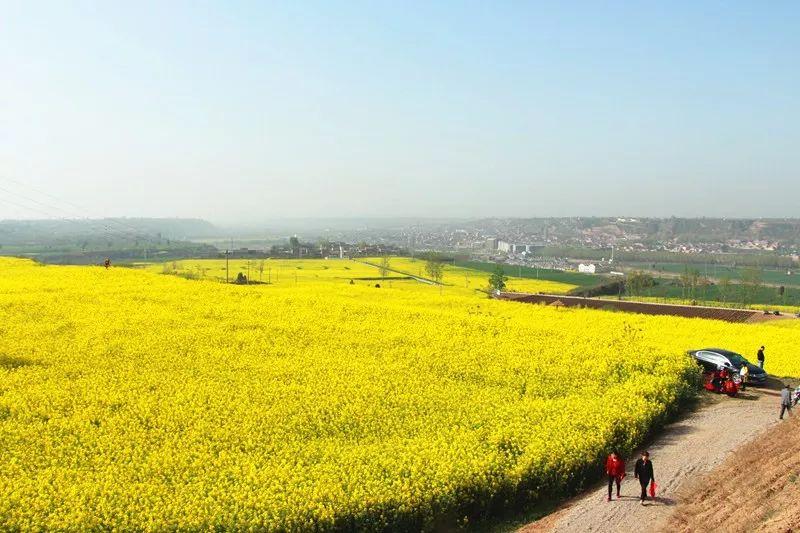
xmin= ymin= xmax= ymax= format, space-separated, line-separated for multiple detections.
xmin=698 ymin=351 xmax=722 ymax=363
xmin=726 ymin=353 xmax=748 ymax=366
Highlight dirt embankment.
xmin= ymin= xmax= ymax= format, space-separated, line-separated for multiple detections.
xmin=497 ymin=292 xmax=768 ymax=323
xmin=520 ymin=382 xmax=787 ymax=533
xmin=662 ymin=402 xmax=800 ymax=532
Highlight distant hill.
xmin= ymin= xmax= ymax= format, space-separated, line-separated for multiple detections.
xmin=0 ymin=218 xmax=220 ymax=246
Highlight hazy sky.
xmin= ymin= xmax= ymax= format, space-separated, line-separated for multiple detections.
xmin=1 ymin=1 xmax=798 ymax=223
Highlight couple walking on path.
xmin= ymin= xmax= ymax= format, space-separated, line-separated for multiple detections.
xmin=605 ymin=451 xmax=656 ymax=505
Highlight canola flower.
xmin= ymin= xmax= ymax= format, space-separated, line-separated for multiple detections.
xmin=0 ymin=257 xmax=797 ymax=530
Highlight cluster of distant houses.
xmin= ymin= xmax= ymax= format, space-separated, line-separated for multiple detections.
xmin=485 ymin=238 xmax=547 ymax=255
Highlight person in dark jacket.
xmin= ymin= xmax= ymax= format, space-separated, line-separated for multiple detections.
xmin=634 ymin=451 xmax=655 ymax=505
xmin=757 ymin=346 xmax=765 ymax=369
xmin=780 ymin=383 xmax=793 ymax=420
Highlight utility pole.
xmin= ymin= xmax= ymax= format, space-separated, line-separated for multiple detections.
xmin=225 ymin=249 xmax=230 ymax=284
xmin=226 ymin=238 xmax=234 ymax=284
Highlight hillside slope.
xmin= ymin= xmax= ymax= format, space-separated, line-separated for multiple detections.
xmin=663 ymin=402 xmax=800 ymax=531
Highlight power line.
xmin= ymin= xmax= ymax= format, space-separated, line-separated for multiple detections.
xmin=0 ymin=181 xmax=174 ymax=248
xmin=0 ymin=175 xmax=162 ymax=241
xmin=0 ymin=178 xmax=165 ymax=246
xmin=0 ymin=182 xmax=132 ymax=241
xmin=0 ymin=192 xmax=137 ymax=245
xmin=0 ymin=175 xmax=94 ymax=214
xmin=0 ymin=195 xmax=122 ymax=243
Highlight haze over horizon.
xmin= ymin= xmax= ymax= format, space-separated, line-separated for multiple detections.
xmin=2 ymin=1 xmax=798 ymax=223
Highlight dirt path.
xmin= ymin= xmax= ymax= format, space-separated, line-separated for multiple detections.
xmin=519 ymin=382 xmax=785 ymax=533
xmin=661 ymin=406 xmax=800 ymax=532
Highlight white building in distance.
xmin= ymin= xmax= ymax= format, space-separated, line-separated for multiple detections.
xmin=578 ymin=263 xmax=597 ymax=274
xmin=497 ymin=241 xmax=545 ymax=254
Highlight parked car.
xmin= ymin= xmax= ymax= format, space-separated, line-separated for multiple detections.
xmin=687 ymin=348 xmax=767 ymax=385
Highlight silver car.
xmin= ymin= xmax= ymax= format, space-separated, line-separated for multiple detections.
xmin=687 ymin=348 xmax=767 ymax=385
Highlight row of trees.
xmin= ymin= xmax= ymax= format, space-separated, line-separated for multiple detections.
xmin=623 ymin=267 xmax=785 ymax=308
xmin=674 ymin=266 xmax=765 ymax=305
xmin=374 ymin=253 xmax=447 ymax=284
xmin=417 ymin=258 xmax=508 ymax=294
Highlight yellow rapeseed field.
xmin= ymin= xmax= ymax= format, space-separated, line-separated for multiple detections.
xmin=142 ymin=258 xmax=397 ymax=284
xmin=143 ymin=257 xmax=578 ymax=295
xmin=0 ymin=257 xmax=798 ymax=530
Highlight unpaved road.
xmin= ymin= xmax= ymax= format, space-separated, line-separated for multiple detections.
xmin=519 ymin=382 xmax=785 ymax=533
xmin=662 ymin=407 xmax=800 ymax=532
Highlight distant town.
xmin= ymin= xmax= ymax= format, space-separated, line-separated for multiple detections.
xmin=3 ymin=217 xmax=800 ymax=273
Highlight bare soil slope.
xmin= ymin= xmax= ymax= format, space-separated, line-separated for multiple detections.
xmin=662 ymin=404 xmax=800 ymax=532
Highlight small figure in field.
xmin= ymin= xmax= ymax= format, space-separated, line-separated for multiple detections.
xmin=739 ymin=364 xmax=749 ymax=391
xmin=103 ymin=258 xmax=111 ymax=269
xmin=634 ymin=451 xmax=655 ymax=505
xmin=605 ymin=451 xmax=625 ymax=501
xmin=757 ymin=346 xmax=765 ymax=369
xmin=780 ymin=384 xmax=793 ymax=420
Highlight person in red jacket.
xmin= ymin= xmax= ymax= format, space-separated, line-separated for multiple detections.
xmin=605 ymin=451 xmax=625 ymax=501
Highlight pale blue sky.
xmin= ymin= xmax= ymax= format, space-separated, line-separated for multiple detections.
xmin=1 ymin=1 xmax=798 ymax=222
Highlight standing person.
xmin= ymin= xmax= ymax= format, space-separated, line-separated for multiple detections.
xmin=739 ymin=364 xmax=749 ymax=391
xmin=780 ymin=384 xmax=793 ymax=420
xmin=634 ymin=451 xmax=655 ymax=505
xmin=605 ymin=451 xmax=625 ymax=501
xmin=757 ymin=346 xmax=765 ymax=369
